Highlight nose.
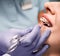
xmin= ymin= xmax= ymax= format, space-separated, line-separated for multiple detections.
xmin=44 ymin=2 xmax=55 ymax=15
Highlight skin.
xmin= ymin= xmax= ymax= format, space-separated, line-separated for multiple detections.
xmin=38 ymin=2 xmax=60 ymax=56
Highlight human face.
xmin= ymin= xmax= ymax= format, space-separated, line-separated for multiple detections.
xmin=38 ymin=2 xmax=60 ymax=56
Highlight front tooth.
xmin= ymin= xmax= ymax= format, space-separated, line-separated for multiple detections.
xmin=40 ymin=17 xmax=48 ymax=23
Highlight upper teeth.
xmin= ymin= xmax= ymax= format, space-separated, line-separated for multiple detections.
xmin=40 ymin=17 xmax=48 ymax=23
xmin=40 ymin=17 xmax=51 ymax=27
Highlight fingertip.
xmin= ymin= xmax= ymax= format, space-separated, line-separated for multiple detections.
xmin=33 ymin=25 xmax=41 ymax=33
xmin=46 ymin=29 xmax=51 ymax=33
xmin=42 ymin=29 xmax=51 ymax=37
xmin=35 ymin=25 xmax=41 ymax=29
xmin=29 ymin=25 xmax=41 ymax=38
xmin=22 ymin=27 xmax=33 ymax=35
xmin=45 ymin=29 xmax=51 ymax=36
xmin=40 ymin=44 xmax=49 ymax=53
xmin=36 ymin=44 xmax=49 ymax=56
xmin=41 ymin=44 xmax=50 ymax=53
xmin=44 ymin=44 xmax=49 ymax=49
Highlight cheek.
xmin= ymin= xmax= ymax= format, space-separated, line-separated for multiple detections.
xmin=46 ymin=31 xmax=60 ymax=52
xmin=55 ymin=13 xmax=60 ymax=29
xmin=54 ymin=7 xmax=60 ymax=29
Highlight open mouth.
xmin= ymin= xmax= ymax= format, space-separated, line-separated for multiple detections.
xmin=39 ymin=17 xmax=52 ymax=27
xmin=38 ymin=10 xmax=53 ymax=28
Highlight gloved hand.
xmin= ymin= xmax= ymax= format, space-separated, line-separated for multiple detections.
xmin=0 ymin=27 xmax=32 ymax=55
xmin=3 ymin=25 xmax=51 ymax=56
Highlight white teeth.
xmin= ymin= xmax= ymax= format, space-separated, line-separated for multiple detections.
xmin=40 ymin=17 xmax=51 ymax=27
xmin=40 ymin=17 xmax=48 ymax=23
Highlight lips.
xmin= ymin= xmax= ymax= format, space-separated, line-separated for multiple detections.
xmin=38 ymin=13 xmax=52 ymax=27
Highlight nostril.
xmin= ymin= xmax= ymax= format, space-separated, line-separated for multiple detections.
xmin=46 ymin=6 xmax=55 ymax=15
xmin=44 ymin=2 xmax=55 ymax=15
xmin=46 ymin=7 xmax=51 ymax=12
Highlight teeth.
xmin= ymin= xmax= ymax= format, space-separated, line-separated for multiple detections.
xmin=40 ymin=17 xmax=51 ymax=27
xmin=40 ymin=17 xmax=48 ymax=23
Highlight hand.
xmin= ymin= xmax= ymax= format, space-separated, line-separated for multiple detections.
xmin=7 ymin=25 xmax=51 ymax=56
xmin=0 ymin=27 xmax=32 ymax=54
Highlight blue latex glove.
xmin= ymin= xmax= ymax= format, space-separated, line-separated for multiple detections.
xmin=0 ymin=27 xmax=32 ymax=55
xmin=3 ymin=25 xmax=51 ymax=56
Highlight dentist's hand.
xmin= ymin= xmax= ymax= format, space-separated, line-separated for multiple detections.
xmin=0 ymin=27 xmax=32 ymax=55
xmin=8 ymin=25 xmax=51 ymax=56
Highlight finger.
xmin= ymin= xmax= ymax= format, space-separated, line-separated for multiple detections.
xmin=19 ymin=27 xmax=33 ymax=36
xmin=20 ymin=25 xmax=41 ymax=46
xmin=35 ymin=29 xmax=51 ymax=49
xmin=36 ymin=45 xmax=49 ymax=56
xmin=28 ymin=32 xmax=40 ymax=50
xmin=11 ymin=27 xmax=33 ymax=36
